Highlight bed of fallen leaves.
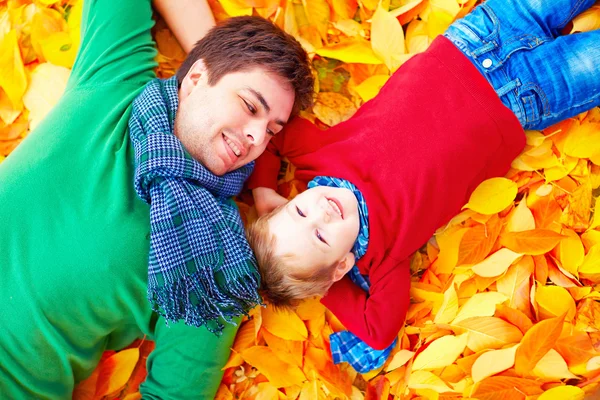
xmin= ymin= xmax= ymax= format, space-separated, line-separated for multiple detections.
xmin=3 ymin=0 xmax=600 ymax=398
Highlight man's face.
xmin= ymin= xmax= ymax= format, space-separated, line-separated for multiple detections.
xmin=175 ymin=60 xmax=295 ymax=175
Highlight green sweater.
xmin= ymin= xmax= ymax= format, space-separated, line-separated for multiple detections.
xmin=0 ymin=0 xmax=237 ymax=398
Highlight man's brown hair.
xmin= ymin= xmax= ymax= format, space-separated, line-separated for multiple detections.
xmin=176 ymin=16 xmax=314 ymax=114
xmin=246 ymin=209 xmax=337 ymax=309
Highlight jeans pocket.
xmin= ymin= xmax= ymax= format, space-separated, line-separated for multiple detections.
xmin=521 ymin=95 xmax=539 ymax=124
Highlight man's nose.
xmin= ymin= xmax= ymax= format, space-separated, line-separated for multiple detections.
xmin=245 ymin=120 xmax=268 ymax=146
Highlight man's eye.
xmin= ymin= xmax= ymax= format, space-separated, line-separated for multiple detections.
xmin=316 ymin=230 xmax=328 ymax=245
xmin=244 ymin=99 xmax=257 ymax=114
xmin=296 ymin=206 xmax=306 ymax=217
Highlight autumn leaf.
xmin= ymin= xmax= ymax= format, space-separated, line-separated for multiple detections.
xmin=454 ymin=316 xmax=523 ymax=352
xmin=371 ymin=4 xmax=405 ymax=71
xmin=500 ymin=229 xmax=564 ymax=255
xmin=408 ymin=370 xmax=453 ymax=393
xmin=315 ymin=39 xmax=384 ymax=64
xmin=463 ymin=178 xmax=518 ymax=215
xmin=570 ymin=5 xmax=600 ymax=32
xmin=538 ymin=385 xmax=585 ymax=400
xmin=241 ymin=346 xmax=306 ymax=387
xmin=472 ymin=376 xmax=544 ymax=400
xmin=471 ymin=248 xmax=523 ymax=278
xmin=532 ymin=349 xmax=578 ymax=380
xmin=514 ymin=313 xmax=566 ymax=376
xmin=412 ymin=334 xmax=467 ymax=370
xmin=261 ymin=305 xmax=308 ymax=341
xmin=0 ymin=30 xmax=27 ymax=109
xmin=95 ymin=348 xmax=140 ymax=397
xmin=457 ymin=215 xmax=502 ymax=265
xmin=471 ymin=344 xmax=519 ymax=383
xmin=452 ymin=292 xmax=507 ymax=324
xmin=536 ymin=285 xmax=576 ymax=321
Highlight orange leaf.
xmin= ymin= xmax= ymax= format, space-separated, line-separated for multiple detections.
xmin=500 ymin=229 xmax=564 ymax=255
xmin=304 ymin=346 xmax=353 ymax=396
xmin=528 ymin=192 xmax=562 ymax=231
xmin=473 ymin=376 xmax=544 ymax=400
xmin=365 ymin=375 xmax=390 ymax=400
xmin=457 ymin=215 xmax=502 ymax=265
xmin=495 ymin=304 xmax=533 ymax=335
xmin=95 ymin=348 xmax=140 ymax=397
xmin=514 ymin=313 xmax=566 ymax=376
xmin=241 ymin=346 xmax=306 ymax=387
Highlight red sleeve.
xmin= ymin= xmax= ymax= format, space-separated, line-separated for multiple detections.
xmin=246 ymin=117 xmax=326 ymax=190
xmin=321 ymin=258 xmax=411 ymax=350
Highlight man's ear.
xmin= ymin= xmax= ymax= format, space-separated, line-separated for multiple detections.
xmin=179 ymin=59 xmax=208 ymax=101
xmin=332 ymin=252 xmax=356 ymax=282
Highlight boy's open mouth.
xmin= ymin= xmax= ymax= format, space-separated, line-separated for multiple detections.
xmin=326 ymin=196 xmax=344 ymax=219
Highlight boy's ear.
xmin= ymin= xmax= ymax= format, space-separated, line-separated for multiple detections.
xmin=179 ymin=59 xmax=208 ymax=101
xmin=332 ymin=252 xmax=355 ymax=282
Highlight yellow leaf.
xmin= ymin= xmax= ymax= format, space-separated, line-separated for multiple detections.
xmin=433 ymin=283 xmax=458 ymax=323
xmin=412 ymin=334 xmax=467 ymax=370
xmin=353 ymin=75 xmax=389 ymax=102
xmin=590 ymin=196 xmax=600 ymax=230
xmin=471 ymin=248 xmax=523 ymax=278
xmin=500 ymin=229 xmax=564 ymax=255
xmin=371 ymin=5 xmax=405 ymax=71
xmin=241 ymin=346 xmax=306 ymax=387
xmin=496 ymin=257 xmax=533 ymax=317
xmin=219 ymin=0 xmax=253 ymax=17
xmin=586 ymin=355 xmax=600 ymax=371
xmin=405 ymin=19 xmax=431 ymax=54
xmin=95 ymin=348 xmax=140 ymax=397
xmin=0 ymin=88 xmax=22 ymax=125
xmin=570 ymin=5 xmax=600 ymax=33
xmin=433 ymin=227 xmax=468 ymax=274
xmin=463 ymin=177 xmax=518 ymax=215
xmin=557 ymin=229 xmax=584 ymax=277
xmin=514 ymin=313 xmax=566 ymax=376
xmin=312 ymin=92 xmax=356 ymax=126
xmin=532 ymin=349 xmax=578 ymax=380
xmin=426 ymin=9 xmax=454 ymax=38
xmin=299 ymin=380 xmax=326 ymax=400
xmin=536 ymin=285 xmax=576 ymax=321
xmin=563 ymin=122 xmax=600 ymax=158
xmin=407 ymin=370 xmax=453 ymax=393
xmin=0 ymin=30 xmax=27 ymax=108
xmin=39 ymin=31 xmax=77 ymax=68
xmin=452 ymin=292 xmax=508 ymax=324
xmin=454 ymin=316 xmax=523 ymax=352
xmin=495 ymin=304 xmax=533 ymax=334
xmin=315 ymin=40 xmax=384 ymax=65
xmin=506 ymin=197 xmax=535 ymax=232
xmin=579 ymin=244 xmax=600 ymax=281
xmin=471 ymin=344 xmax=519 ymax=383
xmin=385 ymin=349 xmax=415 ymax=371
xmin=302 ymin=0 xmax=330 ymax=40
xmin=538 ymin=385 xmax=585 ymax=400
xmin=262 ymin=306 xmax=308 ymax=341
xmin=22 ymin=63 xmax=70 ymax=131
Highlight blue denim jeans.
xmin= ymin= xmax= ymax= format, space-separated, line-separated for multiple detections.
xmin=444 ymin=0 xmax=600 ymax=130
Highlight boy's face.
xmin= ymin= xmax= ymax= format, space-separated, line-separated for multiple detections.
xmin=176 ymin=60 xmax=295 ymax=176
xmin=268 ymin=186 xmax=361 ymax=273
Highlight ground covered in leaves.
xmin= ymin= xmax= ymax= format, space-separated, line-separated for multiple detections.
xmin=2 ymin=0 xmax=600 ymax=398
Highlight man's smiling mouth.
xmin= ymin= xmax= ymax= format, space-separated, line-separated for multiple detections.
xmin=223 ymin=133 xmax=242 ymax=157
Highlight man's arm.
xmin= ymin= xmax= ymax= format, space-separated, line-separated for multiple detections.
xmin=140 ymin=317 xmax=239 ymax=399
xmin=321 ymin=258 xmax=411 ymax=350
xmin=152 ymin=0 xmax=216 ymax=53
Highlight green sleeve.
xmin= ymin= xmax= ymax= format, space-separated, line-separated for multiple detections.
xmin=67 ymin=0 xmax=157 ymax=89
xmin=140 ymin=318 xmax=240 ymax=399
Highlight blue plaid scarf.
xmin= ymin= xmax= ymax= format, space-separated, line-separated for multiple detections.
xmin=309 ymin=176 xmax=397 ymax=373
xmin=129 ymin=76 xmax=262 ymax=334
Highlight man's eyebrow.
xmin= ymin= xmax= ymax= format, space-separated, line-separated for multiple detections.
xmin=245 ymin=87 xmax=287 ymax=127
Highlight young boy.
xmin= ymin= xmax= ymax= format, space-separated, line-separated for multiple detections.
xmin=246 ymin=0 xmax=600 ymax=356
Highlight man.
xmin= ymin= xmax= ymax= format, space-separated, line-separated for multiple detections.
xmin=0 ymin=0 xmax=313 ymax=397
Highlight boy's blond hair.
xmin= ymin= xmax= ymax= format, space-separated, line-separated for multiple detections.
xmin=246 ymin=207 xmax=337 ymax=309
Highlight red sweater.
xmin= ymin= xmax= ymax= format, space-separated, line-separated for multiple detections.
xmin=247 ymin=36 xmax=525 ymax=350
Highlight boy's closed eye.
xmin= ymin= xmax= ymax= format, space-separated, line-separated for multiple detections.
xmin=295 ymin=206 xmax=328 ymax=245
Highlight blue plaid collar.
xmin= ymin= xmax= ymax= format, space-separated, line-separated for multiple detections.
xmin=307 ymin=176 xmax=369 ymax=259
